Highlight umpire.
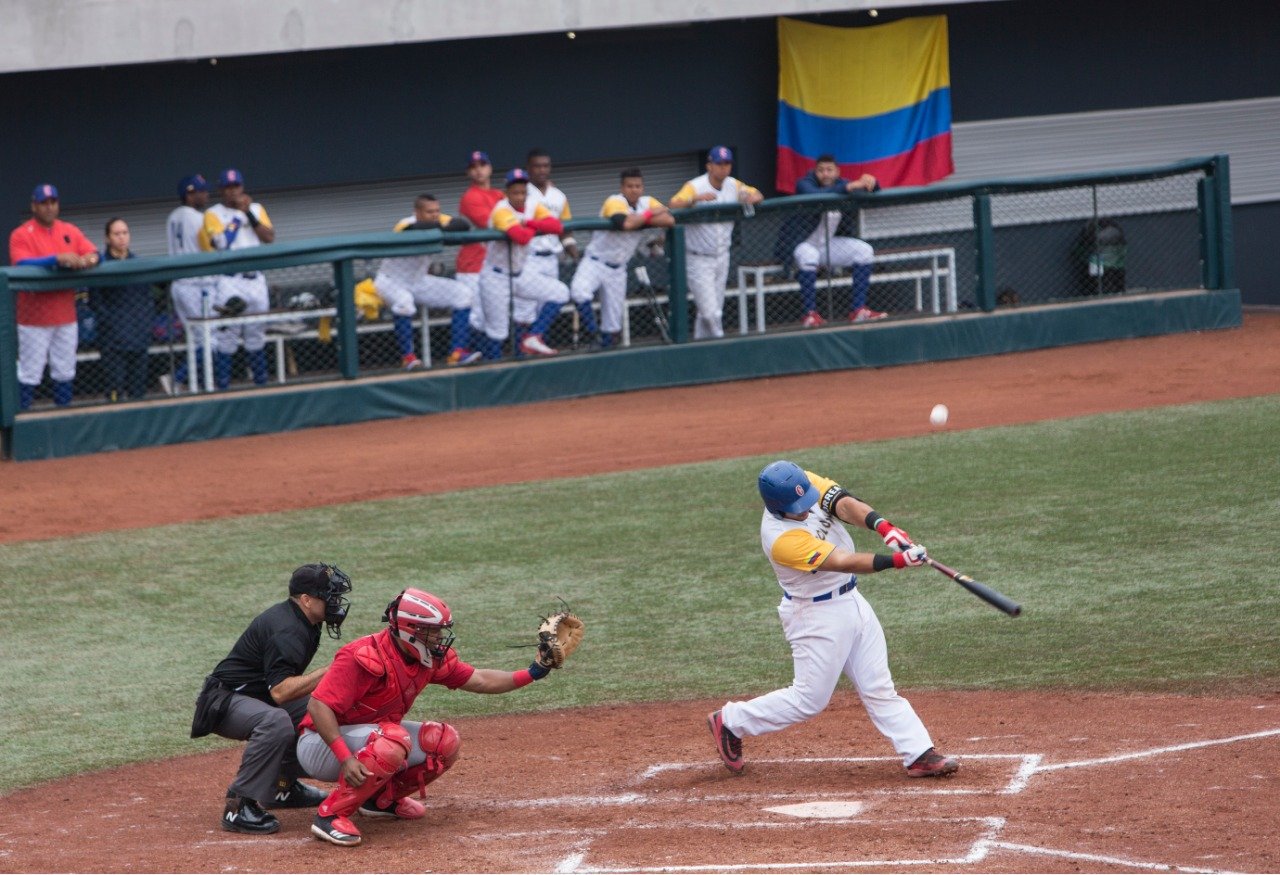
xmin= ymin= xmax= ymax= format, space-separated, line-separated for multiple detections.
xmin=192 ymin=563 xmax=353 ymax=834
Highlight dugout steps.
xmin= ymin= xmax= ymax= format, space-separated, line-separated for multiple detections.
xmin=2 ymin=288 xmax=1242 ymax=461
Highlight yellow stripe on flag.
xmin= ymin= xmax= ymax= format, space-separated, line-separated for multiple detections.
xmin=778 ymin=16 xmax=950 ymax=120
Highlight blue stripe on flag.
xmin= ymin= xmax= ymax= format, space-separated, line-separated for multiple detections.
xmin=777 ymin=87 xmax=952 ymax=166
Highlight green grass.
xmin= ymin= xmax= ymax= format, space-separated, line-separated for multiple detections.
xmin=1 ymin=395 xmax=1277 ymax=792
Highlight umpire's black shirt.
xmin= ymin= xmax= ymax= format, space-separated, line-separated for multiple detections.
xmin=211 ymin=599 xmax=321 ymax=705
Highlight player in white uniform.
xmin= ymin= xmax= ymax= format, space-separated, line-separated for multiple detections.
xmin=371 ymin=194 xmax=479 ymax=369
xmin=708 ymin=461 xmax=960 ymax=779
xmin=669 ymin=146 xmax=763 ymax=340
xmin=569 ymin=167 xmax=674 ymax=348
xmin=477 ymin=168 xmax=570 ymax=360
xmin=163 ymin=174 xmax=214 ymax=393
xmin=518 ymin=150 xmax=578 ymax=346
xmin=202 ymin=168 xmax=275 ymax=389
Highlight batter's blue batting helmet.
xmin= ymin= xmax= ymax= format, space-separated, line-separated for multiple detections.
xmin=759 ymin=460 xmax=819 ymax=515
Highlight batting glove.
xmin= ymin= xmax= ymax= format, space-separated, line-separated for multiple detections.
xmin=893 ymin=544 xmax=928 ymax=568
xmin=875 ymin=519 xmax=913 ymax=551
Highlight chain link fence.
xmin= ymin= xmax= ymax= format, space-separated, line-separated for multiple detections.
xmin=2 ymin=158 xmax=1226 ymax=414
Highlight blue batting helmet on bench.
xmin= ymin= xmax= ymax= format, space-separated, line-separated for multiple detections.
xmin=759 ymin=460 xmax=820 ymax=515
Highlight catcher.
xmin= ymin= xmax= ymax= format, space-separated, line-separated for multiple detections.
xmin=295 ymin=588 xmax=583 ymax=847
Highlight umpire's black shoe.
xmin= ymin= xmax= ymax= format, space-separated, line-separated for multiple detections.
xmin=267 ymin=777 xmax=328 ymax=809
xmin=221 ymin=794 xmax=280 ymax=834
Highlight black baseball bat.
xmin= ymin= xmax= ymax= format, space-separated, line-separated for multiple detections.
xmin=926 ymin=557 xmax=1021 ymax=617
xmin=634 ymin=266 xmax=672 ymax=344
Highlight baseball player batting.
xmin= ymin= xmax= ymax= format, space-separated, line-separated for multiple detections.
xmin=708 ymin=461 xmax=959 ymax=779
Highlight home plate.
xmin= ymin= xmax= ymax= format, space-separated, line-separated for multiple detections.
xmin=764 ymin=800 xmax=865 ymax=818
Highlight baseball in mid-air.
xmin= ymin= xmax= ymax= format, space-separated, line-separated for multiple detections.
xmin=930 ymin=404 xmax=949 ymax=426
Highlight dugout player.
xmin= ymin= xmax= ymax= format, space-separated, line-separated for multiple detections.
xmin=516 ymin=149 xmax=578 ymax=345
xmin=707 ymin=462 xmax=959 ymax=779
xmin=8 ymin=184 xmax=100 ymax=410
xmin=669 ymin=146 xmax=763 ymax=340
xmin=477 ymin=168 xmax=568 ymax=358
xmin=370 ymin=194 xmax=480 ymax=369
xmin=779 ymin=155 xmax=886 ymax=326
xmin=192 ymin=564 xmax=353 ymax=835
xmin=456 ymin=151 xmax=504 ymax=353
xmin=162 ymin=174 xmax=215 ymax=394
xmin=570 ymin=167 xmax=675 ymax=348
xmin=297 ymin=588 xmax=561 ymax=847
xmin=201 ymin=168 xmax=275 ymax=389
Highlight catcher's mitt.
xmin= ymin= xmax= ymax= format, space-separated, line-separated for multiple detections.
xmin=536 ymin=612 xmax=584 ymax=669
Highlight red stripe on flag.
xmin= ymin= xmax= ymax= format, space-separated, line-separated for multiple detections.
xmin=776 ymin=132 xmax=954 ymax=193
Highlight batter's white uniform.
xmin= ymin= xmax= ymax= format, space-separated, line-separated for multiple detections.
xmin=166 ymin=205 xmax=216 ymax=323
xmin=672 ymin=173 xmax=760 ymax=339
xmin=478 ymin=199 xmax=570 ymax=342
xmin=203 ymin=202 xmax=272 ymax=355
xmin=719 ymin=471 xmax=934 ymax=766
xmin=569 ymin=193 xmax=663 ymax=335
xmin=373 ymin=215 xmax=471 ymax=316
xmin=794 ymin=210 xmax=874 ymax=273
xmin=516 ymin=182 xmax=572 ymax=323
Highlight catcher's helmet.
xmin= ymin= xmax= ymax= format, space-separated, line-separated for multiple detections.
xmin=384 ymin=588 xmax=455 ymax=667
xmin=289 ymin=563 xmax=353 ymax=639
xmin=759 ymin=460 xmax=820 ymax=516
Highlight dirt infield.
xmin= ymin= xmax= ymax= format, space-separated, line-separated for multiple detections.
xmin=3 ymin=313 xmax=1279 ymax=872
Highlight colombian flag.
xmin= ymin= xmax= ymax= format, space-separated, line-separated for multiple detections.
xmin=776 ymin=16 xmax=953 ymax=192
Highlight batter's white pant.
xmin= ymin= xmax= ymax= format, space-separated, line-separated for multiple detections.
xmin=794 ymin=237 xmax=874 ymax=272
xmin=17 ymin=322 xmax=78 ymax=385
xmin=685 ymin=249 xmax=730 ymax=340
xmin=457 ymin=271 xmax=484 ymax=332
xmin=720 ymin=586 xmax=934 ymax=766
xmin=374 ymin=270 xmax=471 ymax=317
xmin=570 ymin=255 xmax=626 ymax=333
xmin=514 ymin=252 xmax=561 ymax=323
xmin=296 ymin=722 xmax=435 ymax=782
xmin=169 ymin=276 xmax=216 ymax=324
xmin=478 ymin=267 xmax=570 ymax=342
xmin=213 ymin=273 xmax=270 ymax=354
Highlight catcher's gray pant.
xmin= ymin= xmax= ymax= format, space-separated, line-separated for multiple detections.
xmin=214 ymin=693 xmax=310 ymax=804
xmin=570 ymin=255 xmax=627 ymax=334
xmin=296 ymin=721 xmax=434 ymax=781
xmin=213 ymin=273 xmax=270 ymax=354
xmin=685 ymin=249 xmax=730 ymax=339
xmin=719 ymin=587 xmax=933 ymax=766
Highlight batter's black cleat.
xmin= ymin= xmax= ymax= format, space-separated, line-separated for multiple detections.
xmin=267 ymin=777 xmax=328 ymax=809
xmin=311 ymin=813 xmax=362 ymax=846
xmin=221 ymin=794 xmax=280 ymax=834
xmin=906 ymin=747 xmax=960 ymax=778
xmin=707 ymin=710 xmax=744 ymax=774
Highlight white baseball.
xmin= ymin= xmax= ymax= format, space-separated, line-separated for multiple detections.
xmin=929 ymin=404 xmax=949 ymax=426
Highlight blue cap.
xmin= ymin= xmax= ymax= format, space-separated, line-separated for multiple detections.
xmin=468 ymin=150 xmax=491 ymax=167
xmin=218 ymin=168 xmax=245 ymax=187
xmin=707 ymin=145 xmax=734 ymax=164
xmin=178 ymin=174 xmax=208 ymax=200
xmin=505 ymin=168 xmax=530 ymax=186
xmin=32 ymin=184 xmax=59 ymax=202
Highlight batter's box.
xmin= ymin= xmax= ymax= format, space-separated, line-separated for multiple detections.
xmin=638 ymin=754 xmax=1041 ymax=797
xmin=555 ymin=815 xmax=1006 ymax=873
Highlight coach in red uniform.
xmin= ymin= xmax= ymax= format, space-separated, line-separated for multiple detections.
xmin=296 ymin=587 xmax=560 ymax=847
xmin=8 ymin=184 xmax=99 ymax=409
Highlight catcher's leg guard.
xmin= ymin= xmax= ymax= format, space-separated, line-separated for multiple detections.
xmin=363 ymin=722 xmax=460 ymax=819
xmin=316 ymin=722 xmax=412 ymax=821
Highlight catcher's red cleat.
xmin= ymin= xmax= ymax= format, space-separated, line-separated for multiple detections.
xmin=707 ymin=710 xmax=744 ymax=774
xmin=312 ymin=812 xmax=362 ymax=846
xmin=359 ymin=794 xmax=426 ymax=820
xmin=906 ymin=747 xmax=959 ymax=778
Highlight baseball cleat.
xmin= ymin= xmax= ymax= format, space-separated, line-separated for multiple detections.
xmin=800 ymin=310 xmax=826 ymax=328
xmin=311 ymin=813 xmax=362 ymax=846
xmin=267 ymin=778 xmax=328 ymax=809
xmin=707 ymin=710 xmax=744 ymax=774
xmin=446 ymin=348 xmax=483 ymax=366
xmin=519 ymin=334 xmax=558 ymax=356
xmin=850 ymin=306 xmax=888 ymax=322
xmin=359 ymin=794 xmax=426 ymax=820
xmin=221 ymin=795 xmax=280 ymax=834
xmin=905 ymin=747 xmax=959 ymax=778
xmin=402 ymin=353 xmax=425 ymax=370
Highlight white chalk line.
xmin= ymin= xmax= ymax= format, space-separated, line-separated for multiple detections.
xmin=1034 ymin=727 xmax=1280 ymax=773
xmin=555 ymin=817 xmax=1007 ymax=872
xmin=476 ymin=815 xmax=999 ymax=842
xmin=991 ymin=841 xmax=1243 ymax=874
xmin=639 ymin=752 xmax=1027 ymax=781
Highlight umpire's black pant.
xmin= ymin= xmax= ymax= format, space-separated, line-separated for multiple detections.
xmin=213 ymin=693 xmax=309 ymax=806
